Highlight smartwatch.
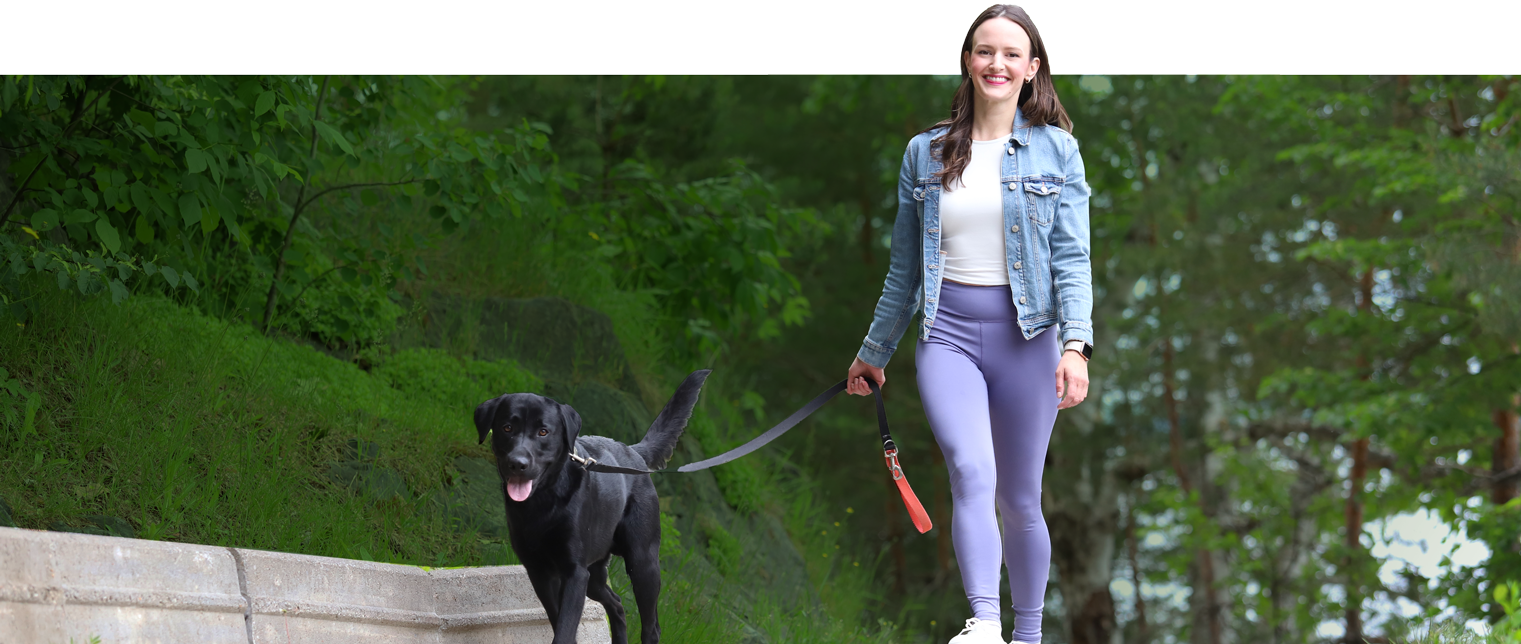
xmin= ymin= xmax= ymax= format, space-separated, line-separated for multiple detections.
xmin=1063 ymin=340 xmax=1093 ymax=362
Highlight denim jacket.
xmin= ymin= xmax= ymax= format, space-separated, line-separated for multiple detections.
xmin=857 ymin=107 xmax=1094 ymax=369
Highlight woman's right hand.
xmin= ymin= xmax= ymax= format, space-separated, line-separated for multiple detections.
xmin=846 ymin=356 xmax=886 ymax=396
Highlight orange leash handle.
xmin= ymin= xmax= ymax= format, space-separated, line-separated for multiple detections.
xmin=885 ymin=448 xmax=933 ymax=533
xmin=870 ymin=367 xmax=934 ymax=535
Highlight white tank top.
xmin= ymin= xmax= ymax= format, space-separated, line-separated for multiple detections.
xmin=939 ymin=138 xmax=1009 ymax=286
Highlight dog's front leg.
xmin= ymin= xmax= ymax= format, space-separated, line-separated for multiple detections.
xmin=550 ymin=565 xmax=591 ymax=644
xmin=522 ymin=562 xmax=563 ymax=627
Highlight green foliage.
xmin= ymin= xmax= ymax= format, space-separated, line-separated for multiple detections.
xmin=285 ymin=272 xmax=406 ymax=348
xmin=0 ymin=75 xmax=568 ymax=349
xmin=1496 ymin=580 xmax=1521 ymax=642
xmin=0 ymin=366 xmax=40 ymax=436
xmin=567 ymin=159 xmax=830 ymax=361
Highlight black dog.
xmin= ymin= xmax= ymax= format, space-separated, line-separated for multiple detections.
xmin=473 ymin=369 xmax=710 ymax=644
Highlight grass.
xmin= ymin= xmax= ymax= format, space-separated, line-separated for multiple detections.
xmin=0 ymin=273 xmax=906 ymax=643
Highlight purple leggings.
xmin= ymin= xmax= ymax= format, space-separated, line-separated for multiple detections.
xmin=915 ymin=279 xmax=1059 ymax=642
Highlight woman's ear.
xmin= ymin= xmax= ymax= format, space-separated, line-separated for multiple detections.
xmin=1027 ymin=57 xmax=1041 ymax=82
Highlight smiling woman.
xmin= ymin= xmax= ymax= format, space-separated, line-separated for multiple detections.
xmin=843 ymin=5 xmax=1094 ymax=644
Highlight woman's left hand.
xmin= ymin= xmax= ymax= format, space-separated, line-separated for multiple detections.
xmin=1055 ymin=350 xmax=1089 ymax=410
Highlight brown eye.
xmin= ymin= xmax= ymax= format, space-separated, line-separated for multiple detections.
xmin=538 ymin=428 xmax=549 ymax=437
xmin=503 ymin=424 xmax=513 ymax=433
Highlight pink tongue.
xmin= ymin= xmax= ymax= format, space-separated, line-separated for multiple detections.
xmin=507 ymin=477 xmax=534 ymax=502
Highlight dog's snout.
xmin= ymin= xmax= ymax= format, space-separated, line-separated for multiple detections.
xmin=506 ymin=453 xmax=531 ymax=473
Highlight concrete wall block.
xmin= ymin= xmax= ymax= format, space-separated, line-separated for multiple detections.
xmin=0 ymin=527 xmax=247 ymax=643
xmin=432 ymin=566 xmax=543 ymax=614
xmin=235 ymin=548 xmax=437 ymax=614
xmin=0 ymin=528 xmax=611 ymax=644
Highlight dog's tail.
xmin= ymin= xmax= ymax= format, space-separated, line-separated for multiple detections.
xmin=633 ymin=369 xmax=712 ymax=470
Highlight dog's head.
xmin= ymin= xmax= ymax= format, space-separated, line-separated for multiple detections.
xmin=473 ymin=392 xmax=583 ymax=503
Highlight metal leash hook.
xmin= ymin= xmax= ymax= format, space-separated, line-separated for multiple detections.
xmin=868 ymin=382 xmax=933 ymax=534
xmin=884 ymin=448 xmax=905 ymax=481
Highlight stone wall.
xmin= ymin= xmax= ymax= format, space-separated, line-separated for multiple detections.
xmin=0 ymin=527 xmax=609 ymax=643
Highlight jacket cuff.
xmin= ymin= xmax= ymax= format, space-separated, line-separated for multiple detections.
xmin=857 ymin=338 xmax=894 ymax=370
xmin=1059 ymin=321 xmax=1094 ymax=346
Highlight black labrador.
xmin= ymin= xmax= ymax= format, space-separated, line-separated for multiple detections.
xmin=473 ymin=369 xmax=710 ymax=644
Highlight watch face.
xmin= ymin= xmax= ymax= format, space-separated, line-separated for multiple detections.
xmin=1081 ymin=343 xmax=1093 ymax=360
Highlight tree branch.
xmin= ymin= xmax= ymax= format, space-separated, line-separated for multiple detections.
xmin=262 ymin=75 xmax=331 ymax=335
xmin=295 ymin=179 xmax=421 ymax=213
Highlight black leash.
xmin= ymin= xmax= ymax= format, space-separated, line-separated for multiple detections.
xmin=571 ymin=378 xmax=866 ymax=475
xmin=572 ymin=377 xmax=934 ymax=533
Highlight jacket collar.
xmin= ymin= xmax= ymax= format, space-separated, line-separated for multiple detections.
xmin=1010 ymin=107 xmax=1034 ymax=147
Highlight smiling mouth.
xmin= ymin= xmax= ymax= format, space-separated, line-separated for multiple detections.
xmin=507 ymin=475 xmax=535 ymax=502
xmin=983 ymin=75 xmax=1011 ymax=85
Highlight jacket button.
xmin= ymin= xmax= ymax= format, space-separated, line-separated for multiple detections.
xmin=1019 ymin=296 xmax=1026 ymax=304
xmin=1014 ymin=261 xmax=1022 ymax=270
xmin=1006 ymin=147 xmax=1015 ymax=155
xmin=1010 ymin=224 xmax=1020 ymax=233
xmin=1007 ymin=183 xmax=1016 ymax=191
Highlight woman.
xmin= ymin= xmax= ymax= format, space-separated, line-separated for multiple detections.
xmin=844 ymin=5 xmax=1093 ymax=644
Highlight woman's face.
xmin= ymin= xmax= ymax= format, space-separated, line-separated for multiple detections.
xmin=961 ymin=17 xmax=1040 ymax=106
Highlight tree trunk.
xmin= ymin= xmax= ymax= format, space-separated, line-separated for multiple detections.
xmin=1162 ymin=338 xmax=1223 ymax=644
xmin=1495 ymin=394 xmax=1520 ymax=506
xmin=1344 ymin=437 xmax=1369 ymax=643
xmin=1341 ymin=268 xmax=1379 ymax=642
xmin=261 ymin=76 xmax=331 ymax=334
xmin=1126 ymin=491 xmax=1149 ymax=644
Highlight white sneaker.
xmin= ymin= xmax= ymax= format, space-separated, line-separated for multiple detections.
xmin=948 ymin=617 xmax=1005 ymax=644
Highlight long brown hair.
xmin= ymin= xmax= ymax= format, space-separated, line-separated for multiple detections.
xmin=928 ymin=4 xmax=1072 ymax=188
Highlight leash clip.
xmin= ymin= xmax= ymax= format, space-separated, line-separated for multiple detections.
xmin=884 ymin=448 xmax=904 ymax=481
xmin=569 ymin=449 xmax=597 ymax=469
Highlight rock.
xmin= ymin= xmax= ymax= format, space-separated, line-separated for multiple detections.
xmin=480 ymin=542 xmax=517 ymax=566
xmin=341 ymin=437 xmax=382 ymax=462
xmin=84 ymin=515 xmax=135 ymax=538
xmin=326 ymin=438 xmax=408 ymax=503
xmin=326 ymin=462 xmax=409 ymax=503
xmin=547 ymin=380 xmax=652 ymax=446
xmin=48 ymin=515 xmax=134 ymax=538
xmin=401 ymin=294 xmax=643 ymax=400
xmin=442 ymin=456 xmax=509 ymax=540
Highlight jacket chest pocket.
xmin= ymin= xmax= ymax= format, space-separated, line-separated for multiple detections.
xmin=913 ymin=179 xmax=941 ymax=202
xmin=1022 ymin=178 xmax=1062 ymax=226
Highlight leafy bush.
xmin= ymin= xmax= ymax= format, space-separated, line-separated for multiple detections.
xmin=285 ymin=273 xmax=406 ymax=348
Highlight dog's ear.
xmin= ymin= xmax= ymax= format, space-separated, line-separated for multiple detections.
xmin=474 ymin=395 xmax=504 ymax=445
xmin=558 ymin=402 xmax=583 ymax=453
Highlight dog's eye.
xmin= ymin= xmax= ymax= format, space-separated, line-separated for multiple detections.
xmin=503 ymin=424 xmax=513 ymax=433
xmin=538 ymin=428 xmax=549 ymax=437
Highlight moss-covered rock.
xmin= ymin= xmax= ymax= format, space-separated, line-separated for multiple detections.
xmin=325 ymin=438 xmax=409 ymax=503
xmin=443 ymin=455 xmax=510 ymax=540
xmin=48 ymin=515 xmax=135 ymax=538
xmin=402 ymin=294 xmax=641 ymax=398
